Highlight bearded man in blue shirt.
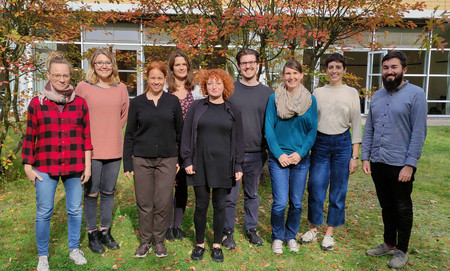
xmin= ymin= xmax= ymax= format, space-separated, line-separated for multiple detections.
xmin=361 ymin=51 xmax=427 ymax=269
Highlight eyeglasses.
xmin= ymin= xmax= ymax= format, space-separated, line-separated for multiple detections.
xmin=239 ymin=61 xmax=258 ymax=67
xmin=94 ymin=61 xmax=113 ymax=67
xmin=50 ymin=74 xmax=70 ymax=80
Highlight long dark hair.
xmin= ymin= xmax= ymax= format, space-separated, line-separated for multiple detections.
xmin=166 ymin=50 xmax=195 ymax=93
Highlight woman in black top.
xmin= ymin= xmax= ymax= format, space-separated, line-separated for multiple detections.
xmin=181 ymin=69 xmax=244 ymax=262
xmin=123 ymin=61 xmax=182 ymax=258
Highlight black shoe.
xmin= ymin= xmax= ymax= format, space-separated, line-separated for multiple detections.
xmin=166 ymin=227 xmax=175 ymax=241
xmin=88 ymin=230 xmax=105 ymax=253
xmin=211 ymin=247 xmax=224 ymax=262
xmin=100 ymin=228 xmax=120 ymax=249
xmin=191 ymin=246 xmax=205 ymax=261
xmin=222 ymin=231 xmax=236 ymax=250
xmin=246 ymin=228 xmax=264 ymax=246
xmin=174 ymin=227 xmax=186 ymax=240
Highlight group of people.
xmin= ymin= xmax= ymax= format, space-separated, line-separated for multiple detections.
xmin=22 ymin=47 xmax=426 ymax=270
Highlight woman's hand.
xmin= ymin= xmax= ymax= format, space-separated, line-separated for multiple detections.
xmin=278 ymin=154 xmax=291 ymax=167
xmin=81 ymin=167 xmax=91 ymax=184
xmin=235 ymin=171 xmax=243 ymax=181
xmin=185 ymin=165 xmax=196 ymax=175
xmin=124 ymin=171 xmax=134 ymax=180
xmin=176 ymin=163 xmax=180 ymax=174
xmin=288 ymin=152 xmax=302 ymax=165
xmin=24 ymin=164 xmax=42 ymax=186
xmin=349 ymin=159 xmax=359 ymax=174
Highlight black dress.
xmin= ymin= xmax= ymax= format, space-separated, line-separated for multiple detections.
xmin=187 ymin=101 xmax=233 ymax=188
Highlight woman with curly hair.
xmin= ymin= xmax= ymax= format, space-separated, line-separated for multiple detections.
xmin=180 ymin=69 xmax=244 ymax=262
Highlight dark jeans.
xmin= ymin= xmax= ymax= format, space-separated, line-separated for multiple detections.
xmin=193 ymin=185 xmax=227 ymax=244
xmin=307 ymin=130 xmax=352 ymax=227
xmin=84 ymin=158 xmax=121 ymax=231
xmin=371 ymin=162 xmax=415 ymax=252
xmin=133 ymin=156 xmax=177 ymax=244
xmin=224 ymin=151 xmax=267 ymax=232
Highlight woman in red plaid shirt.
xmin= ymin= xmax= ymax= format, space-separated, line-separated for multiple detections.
xmin=22 ymin=51 xmax=93 ymax=271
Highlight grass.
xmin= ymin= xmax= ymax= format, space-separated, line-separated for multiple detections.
xmin=0 ymin=126 xmax=449 ymax=270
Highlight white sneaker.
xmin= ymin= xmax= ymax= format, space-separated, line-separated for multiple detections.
xmin=37 ymin=255 xmax=49 ymax=271
xmin=69 ymin=248 xmax=87 ymax=265
xmin=300 ymin=229 xmax=318 ymax=244
xmin=321 ymin=235 xmax=334 ymax=251
xmin=287 ymin=239 xmax=299 ymax=252
xmin=272 ymin=239 xmax=283 ymax=254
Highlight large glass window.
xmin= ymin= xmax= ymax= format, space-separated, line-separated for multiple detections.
xmin=84 ymin=23 xmax=139 ymax=43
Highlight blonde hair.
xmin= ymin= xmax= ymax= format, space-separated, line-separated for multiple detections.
xmin=46 ymin=51 xmax=73 ymax=73
xmin=86 ymin=48 xmax=119 ymax=86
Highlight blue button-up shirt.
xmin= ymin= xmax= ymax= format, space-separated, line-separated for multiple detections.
xmin=361 ymin=81 xmax=427 ymax=167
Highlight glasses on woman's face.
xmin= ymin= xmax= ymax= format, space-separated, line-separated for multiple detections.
xmin=94 ymin=61 xmax=113 ymax=67
xmin=50 ymin=74 xmax=70 ymax=80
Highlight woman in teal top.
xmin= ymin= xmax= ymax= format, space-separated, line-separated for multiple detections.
xmin=265 ymin=59 xmax=317 ymax=254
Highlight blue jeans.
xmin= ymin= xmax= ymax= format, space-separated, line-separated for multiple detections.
xmin=35 ymin=170 xmax=83 ymax=256
xmin=269 ymin=153 xmax=310 ymax=241
xmin=307 ymin=130 xmax=352 ymax=227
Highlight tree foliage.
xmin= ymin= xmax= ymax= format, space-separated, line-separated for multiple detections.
xmin=0 ymin=0 xmax=107 ymax=176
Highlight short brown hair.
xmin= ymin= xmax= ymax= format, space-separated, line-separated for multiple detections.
xmin=200 ymin=69 xmax=234 ymax=100
xmin=144 ymin=61 xmax=166 ymax=93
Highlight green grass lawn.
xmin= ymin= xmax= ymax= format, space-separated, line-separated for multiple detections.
xmin=0 ymin=127 xmax=448 ymax=270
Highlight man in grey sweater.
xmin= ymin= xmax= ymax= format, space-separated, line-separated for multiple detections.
xmin=222 ymin=48 xmax=273 ymax=249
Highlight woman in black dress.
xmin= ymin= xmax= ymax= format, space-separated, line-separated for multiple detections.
xmin=180 ymin=69 xmax=244 ymax=262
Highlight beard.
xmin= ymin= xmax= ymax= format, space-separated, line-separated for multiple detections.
xmin=382 ymin=73 xmax=404 ymax=92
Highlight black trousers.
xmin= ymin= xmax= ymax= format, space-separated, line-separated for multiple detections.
xmin=370 ymin=162 xmax=415 ymax=252
xmin=193 ymin=185 xmax=227 ymax=244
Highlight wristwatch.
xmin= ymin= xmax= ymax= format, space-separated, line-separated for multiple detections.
xmin=351 ymin=156 xmax=359 ymax=160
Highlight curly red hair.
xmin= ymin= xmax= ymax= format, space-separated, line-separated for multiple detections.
xmin=200 ymin=69 xmax=234 ymax=100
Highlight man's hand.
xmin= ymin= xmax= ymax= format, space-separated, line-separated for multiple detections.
xmin=81 ymin=167 xmax=91 ymax=184
xmin=362 ymin=160 xmax=371 ymax=175
xmin=185 ymin=165 xmax=196 ymax=175
xmin=235 ymin=171 xmax=243 ymax=181
xmin=124 ymin=171 xmax=134 ymax=180
xmin=398 ymin=165 xmax=413 ymax=182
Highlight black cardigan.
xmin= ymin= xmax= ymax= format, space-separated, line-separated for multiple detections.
xmin=123 ymin=92 xmax=182 ymax=172
xmin=180 ymin=98 xmax=244 ymax=178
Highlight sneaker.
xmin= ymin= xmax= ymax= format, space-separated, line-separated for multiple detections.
xmin=166 ymin=227 xmax=175 ymax=241
xmin=155 ymin=242 xmax=168 ymax=258
xmin=37 ymin=255 xmax=49 ymax=271
xmin=174 ymin=227 xmax=186 ymax=240
xmin=388 ymin=249 xmax=408 ymax=269
xmin=69 ymin=249 xmax=87 ymax=265
xmin=272 ymin=239 xmax=283 ymax=254
xmin=300 ymin=229 xmax=317 ymax=244
xmin=211 ymin=247 xmax=224 ymax=262
xmin=191 ymin=246 xmax=206 ymax=261
xmin=321 ymin=235 xmax=334 ymax=251
xmin=222 ymin=231 xmax=236 ymax=250
xmin=366 ymin=243 xmax=396 ymax=256
xmin=88 ymin=230 xmax=105 ymax=253
xmin=287 ymin=239 xmax=299 ymax=252
xmin=246 ymin=228 xmax=263 ymax=246
xmin=100 ymin=228 xmax=120 ymax=250
xmin=134 ymin=243 xmax=151 ymax=258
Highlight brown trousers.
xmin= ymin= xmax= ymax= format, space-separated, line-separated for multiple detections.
xmin=132 ymin=156 xmax=177 ymax=244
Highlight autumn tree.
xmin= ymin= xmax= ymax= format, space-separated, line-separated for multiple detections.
xmin=0 ymin=0 xmax=108 ymax=177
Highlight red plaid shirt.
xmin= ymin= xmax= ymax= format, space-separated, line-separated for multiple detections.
xmin=22 ymin=96 xmax=93 ymax=176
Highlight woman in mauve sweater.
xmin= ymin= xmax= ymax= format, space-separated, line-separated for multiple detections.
xmin=300 ymin=53 xmax=362 ymax=251
xmin=75 ymin=48 xmax=129 ymax=253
